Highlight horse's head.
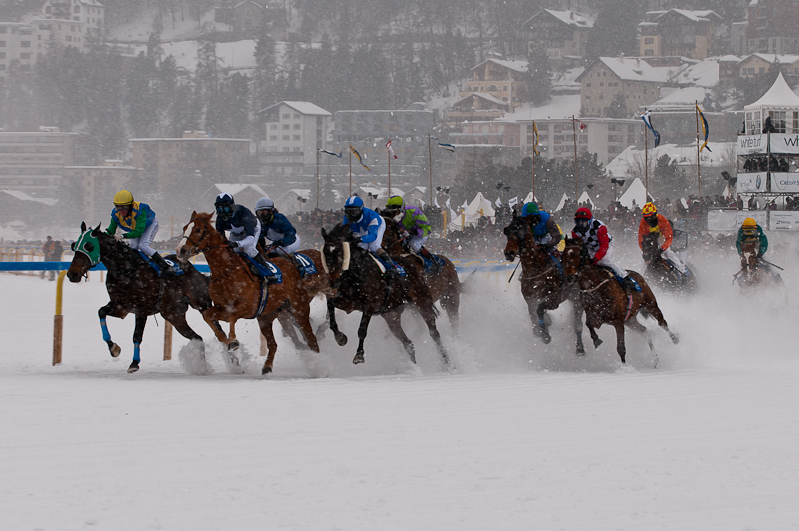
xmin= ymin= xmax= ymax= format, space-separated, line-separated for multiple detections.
xmin=320 ymin=225 xmax=354 ymax=282
xmin=67 ymin=222 xmax=102 ymax=282
xmin=380 ymin=215 xmax=405 ymax=254
xmin=176 ymin=211 xmax=218 ymax=262
xmin=561 ymin=238 xmax=586 ymax=279
xmin=503 ymin=216 xmax=530 ymax=261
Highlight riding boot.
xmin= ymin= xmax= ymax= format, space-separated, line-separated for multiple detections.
xmin=419 ymin=246 xmax=441 ymax=275
xmin=376 ymin=249 xmax=399 ymax=278
xmin=622 ymin=275 xmax=637 ymax=293
xmin=287 ymin=253 xmax=306 ymax=277
xmin=151 ymin=252 xmax=175 ymax=276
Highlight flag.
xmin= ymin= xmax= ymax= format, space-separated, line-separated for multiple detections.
xmin=432 ymin=136 xmax=456 ymax=153
xmin=445 ymin=197 xmax=451 ymax=209
xmin=641 ymin=111 xmax=661 ymax=148
xmin=318 ymin=148 xmax=342 ymax=158
xmin=573 ymin=118 xmax=587 ymax=131
xmin=418 ymin=198 xmax=425 ymax=208
xmin=349 ymin=145 xmax=371 ymax=171
xmin=696 ymin=103 xmax=712 ymax=153
xmin=434 ymin=196 xmax=440 ymax=208
xmin=508 ymin=196 xmax=518 ymax=207
xmin=532 ymin=121 xmax=540 ymax=157
xmin=495 ymin=196 xmax=502 ymax=208
xmin=385 ymin=140 xmax=398 ymax=159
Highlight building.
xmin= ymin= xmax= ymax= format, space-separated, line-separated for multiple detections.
xmin=30 ymin=18 xmax=86 ymax=53
xmin=61 ymin=160 xmax=144 ymax=226
xmin=257 ymin=101 xmax=332 ymax=177
xmin=41 ymin=0 xmax=104 ymax=36
xmin=129 ymin=132 xmax=251 ymax=217
xmin=746 ymin=0 xmax=799 ymax=54
xmin=444 ymin=93 xmax=508 ymax=126
xmin=522 ymin=9 xmax=593 ymax=68
xmin=458 ymin=58 xmax=529 ymax=111
xmin=0 ymin=22 xmax=36 ymax=77
xmin=638 ymin=9 xmax=724 ymax=59
xmin=737 ymin=53 xmax=799 ymax=79
xmin=577 ymin=57 xmax=681 ymax=118
xmin=0 ymin=131 xmax=75 ymax=197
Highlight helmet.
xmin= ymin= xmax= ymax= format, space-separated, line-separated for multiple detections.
xmin=742 ymin=217 xmax=757 ymax=228
xmin=520 ymin=202 xmax=539 ymax=218
xmin=344 ymin=196 xmax=364 ymax=223
xmin=642 ymin=202 xmax=657 ymax=217
xmin=385 ymin=195 xmax=404 ymax=209
xmin=215 ymin=193 xmax=235 ymax=221
xmin=113 ymin=190 xmax=134 ymax=206
xmin=574 ymin=207 xmax=593 ymax=220
xmin=574 ymin=207 xmax=592 ymax=233
xmin=255 ymin=197 xmax=274 ymax=212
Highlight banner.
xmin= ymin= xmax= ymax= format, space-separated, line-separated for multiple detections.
xmin=736 ymin=134 xmax=767 ymax=155
xmin=737 ymin=172 xmax=768 ymax=193
xmin=769 ymin=172 xmax=799 ymax=193
xmin=770 ymin=133 xmax=799 ymax=154
xmin=770 ymin=211 xmax=799 ymax=230
xmin=706 ymin=210 xmax=768 ymax=231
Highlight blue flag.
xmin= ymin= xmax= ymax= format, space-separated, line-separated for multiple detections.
xmin=696 ymin=103 xmax=712 ymax=153
xmin=641 ymin=111 xmax=661 ymax=148
xmin=432 ymin=137 xmax=456 ymax=153
xmin=319 ymin=149 xmax=342 ymax=158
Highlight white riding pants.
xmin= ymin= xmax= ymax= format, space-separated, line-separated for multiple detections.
xmin=127 ymin=219 xmax=159 ymax=258
xmin=662 ymin=247 xmax=687 ymax=273
xmin=229 ymin=220 xmax=261 ymax=258
xmin=271 ymin=236 xmax=301 ymax=256
xmin=408 ymin=234 xmax=428 ymax=253
xmin=357 ymin=222 xmax=386 ymax=254
xmin=594 ymin=241 xmax=628 ymax=279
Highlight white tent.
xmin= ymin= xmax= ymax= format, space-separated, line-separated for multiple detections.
xmin=577 ymin=191 xmax=596 ymax=209
xmin=554 ymin=193 xmax=569 ymax=212
xmin=618 ymin=178 xmax=650 ymax=209
xmin=466 ymin=192 xmax=496 ymax=220
xmin=743 ymin=72 xmax=799 ymax=134
xmin=522 ymin=192 xmax=538 ymax=204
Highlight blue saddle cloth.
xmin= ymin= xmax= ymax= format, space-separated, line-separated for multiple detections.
xmin=243 ymin=255 xmax=283 ymax=283
xmin=375 ymin=255 xmax=407 ymax=277
xmin=138 ymin=251 xmax=184 ymax=277
xmin=598 ymin=265 xmax=641 ymax=291
xmin=420 ymin=254 xmax=447 ymax=275
xmin=294 ymin=252 xmax=318 ymax=276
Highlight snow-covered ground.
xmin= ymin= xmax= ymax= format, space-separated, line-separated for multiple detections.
xmin=2 ymin=235 xmax=798 ymax=529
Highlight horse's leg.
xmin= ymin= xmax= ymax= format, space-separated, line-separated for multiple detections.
xmin=536 ymin=293 xmax=563 ymax=345
xmin=292 ymin=305 xmax=320 ymax=354
xmin=277 ymin=311 xmax=309 ymax=351
xmin=381 ymin=310 xmax=416 ymax=364
xmin=586 ymin=316 xmax=603 ymax=349
xmin=525 ymin=295 xmax=543 ymax=339
xmin=200 ymin=309 xmax=230 ymax=345
xmin=625 ymin=316 xmax=659 ymax=368
xmin=439 ymin=273 xmax=461 ymax=336
xmin=641 ymin=297 xmax=679 ymax=344
xmin=571 ymin=293 xmax=586 ymax=355
xmin=257 ymin=315 xmax=279 ymax=375
xmin=353 ymin=313 xmax=373 ymax=364
xmin=614 ymin=320 xmax=627 ymax=364
xmin=127 ymin=313 xmax=148 ymax=373
xmin=225 ymin=319 xmax=242 ymax=368
xmin=415 ymin=300 xmax=449 ymax=367
xmin=98 ymin=302 xmax=124 ymax=358
xmin=327 ymin=299 xmax=347 ymax=346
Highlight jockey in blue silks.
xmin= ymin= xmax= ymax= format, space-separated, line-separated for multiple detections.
xmin=254 ymin=197 xmax=300 ymax=256
xmin=214 ymin=192 xmax=271 ymax=271
xmin=342 ymin=196 xmax=399 ymax=275
xmin=519 ymin=202 xmax=566 ymax=258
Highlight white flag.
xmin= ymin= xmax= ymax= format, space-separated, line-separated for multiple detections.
xmin=508 ymin=196 xmax=518 ymax=207
xmin=446 ymin=197 xmax=451 ymax=208
xmin=495 ymin=196 xmax=502 ymax=208
xmin=418 ymin=198 xmax=425 ymax=208
xmin=385 ymin=140 xmax=398 ymax=159
xmin=434 ymin=196 xmax=440 ymax=208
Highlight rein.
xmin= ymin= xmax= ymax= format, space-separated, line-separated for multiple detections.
xmin=579 ymin=277 xmax=611 ymax=293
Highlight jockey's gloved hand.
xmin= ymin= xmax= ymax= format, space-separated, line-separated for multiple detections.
xmin=229 ymin=241 xmax=240 ymax=248
xmin=113 ymin=233 xmax=124 ymax=242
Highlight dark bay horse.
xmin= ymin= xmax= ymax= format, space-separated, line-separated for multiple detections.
xmin=641 ymin=235 xmax=697 ymax=293
xmin=320 ymin=223 xmax=449 ymax=367
xmin=66 ymin=222 xmax=214 ymax=373
xmin=175 ymin=212 xmax=319 ymax=375
xmin=561 ymin=238 xmax=679 ymax=365
xmin=736 ymin=243 xmax=783 ymax=290
xmin=380 ymin=216 xmax=461 ymax=334
xmin=503 ymin=216 xmax=585 ymax=354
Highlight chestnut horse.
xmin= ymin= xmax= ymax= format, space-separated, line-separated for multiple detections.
xmin=320 ymin=223 xmax=449 ymax=367
xmin=66 ymin=222 xmax=215 ymax=373
xmin=175 ymin=212 xmax=319 ymax=375
xmin=503 ymin=215 xmax=585 ymax=353
xmin=561 ymin=238 xmax=678 ymax=365
xmin=380 ymin=216 xmax=461 ymax=334
xmin=736 ymin=242 xmax=782 ymax=290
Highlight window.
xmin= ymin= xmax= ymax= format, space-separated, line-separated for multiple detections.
xmin=293 ymin=124 xmax=301 ymax=130
xmin=269 ymin=124 xmax=277 ymax=130
xmin=21 ymin=41 xmax=30 ymax=47
xmin=282 ymin=147 xmax=290 ymax=152
xmin=645 ymin=49 xmax=654 ymax=56
xmin=0 ymin=53 xmax=4 ymax=59
xmin=600 ymin=82 xmax=604 ymax=87
xmin=293 ymin=113 xmax=300 ymax=119
xmin=0 ymin=41 xmax=5 ymax=47
xmin=74 ymin=5 xmax=80 ymax=12
xmin=293 ymin=134 xmax=301 ymax=140
xmin=282 ymin=135 xmax=289 ymax=140
xmin=20 ymin=52 xmax=30 ymax=59
xmin=282 ymin=113 xmax=290 ymax=119
xmin=769 ymin=111 xmax=787 ymax=132
xmin=268 ymin=146 xmax=277 ymax=152
xmin=66 ymin=35 xmax=72 ymax=41
xmin=586 ymin=82 xmax=591 ymax=87
xmin=269 ymin=135 xmax=277 ymax=141
xmin=0 ymin=64 xmax=5 ymax=70
xmin=282 ymin=124 xmax=290 ymax=130
xmin=0 ymin=27 xmax=6 ymax=34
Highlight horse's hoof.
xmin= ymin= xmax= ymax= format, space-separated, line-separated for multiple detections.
xmin=541 ymin=332 xmax=552 ymax=344
xmin=127 ymin=360 xmax=139 ymax=373
xmin=335 ymin=332 xmax=348 ymax=347
xmin=670 ymin=333 xmax=680 ymax=345
xmin=109 ymin=343 xmax=121 ymax=358
xmin=353 ymin=352 xmax=365 ymax=364
xmin=227 ymin=340 xmax=240 ymax=351
xmin=593 ymin=338 xmax=603 ymax=349
xmin=576 ymin=344 xmax=586 ymax=356
xmin=262 ymin=366 xmax=272 ymax=375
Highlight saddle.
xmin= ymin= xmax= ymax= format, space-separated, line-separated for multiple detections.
xmin=371 ymin=253 xmax=407 ymax=277
xmin=597 ymin=265 xmax=642 ymax=292
xmin=407 ymin=251 xmax=445 ymax=275
xmin=137 ymin=251 xmax=184 ymax=277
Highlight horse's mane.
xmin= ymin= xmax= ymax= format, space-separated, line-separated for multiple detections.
xmin=324 ymin=222 xmax=359 ymax=244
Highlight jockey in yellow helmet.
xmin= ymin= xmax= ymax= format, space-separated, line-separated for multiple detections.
xmin=638 ymin=202 xmax=687 ymax=275
xmin=107 ymin=190 xmax=173 ymax=275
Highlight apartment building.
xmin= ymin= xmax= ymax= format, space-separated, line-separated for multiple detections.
xmin=458 ymin=58 xmax=529 ymax=111
xmin=0 ymin=22 xmax=36 ymax=77
xmin=523 ymin=9 xmax=593 ymax=68
xmin=638 ymin=9 xmax=724 ymax=59
xmin=258 ymin=101 xmax=331 ymax=177
xmin=62 ymin=160 xmax=144 ymax=225
xmin=0 ymin=131 xmax=75 ymax=197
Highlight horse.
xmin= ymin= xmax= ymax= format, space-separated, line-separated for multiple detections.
xmin=640 ymin=234 xmax=697 ymax=292
xmin=561 ymin=238 xmax=679 ymax=365
xmin=320 ymin=223 xmax=449 ymax=367
xmin=503 ymin=215 xmax=585 ymax=354
xmin=735 ymin=243 xmax=783 ymax=290
xmin=380 ymin=215 xmax=461 ymax=335
xmin=66 ymin=222 xmax=215 ymax=373
xmin=175 ymin=212 xmax=319 ymax=375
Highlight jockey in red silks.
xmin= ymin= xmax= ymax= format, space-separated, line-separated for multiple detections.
xmin=571 ymin=207 xmax=637 ymax=293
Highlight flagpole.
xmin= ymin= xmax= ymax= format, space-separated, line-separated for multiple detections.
xmin=572 ymin=115 xmax=578 ymax=200
xmin=532 ymin=147 xmax=536 ymax=202
xmin=388 ymin=143 xmax=391 ymax=197
xmin=316 ymin=148 xmax=320 ymax=210
xmin=644 ymin=108 xmax=649 ymax=197
xmin=695 ymin=100 xmax=701 ymax=197
xmin=349 ymin=148 xmax=352 ymax=196
xmin=428 ymin=134 xmax=433 ymax=206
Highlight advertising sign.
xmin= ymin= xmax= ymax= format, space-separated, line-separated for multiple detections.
xmin=769 ymin=172 xmax=799 ymax=193
xmin=707 ymin=210 xmax=768 ymax=231
xmin=736 ymin=134 xmax=767 ymax=155
xmin=737 ymin=172 xmax=768 ymax=193
xmin=770 ymin=133 xmax=799 ymax=154
xmin=769 ymin=211 xmax=799 ymax=231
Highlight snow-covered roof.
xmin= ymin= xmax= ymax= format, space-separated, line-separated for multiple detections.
xmin=659 ymin=9 xmax=723 ymax=23
xmin=454 ymin=93 xmax=509 ymax=107
xmin=234 ymin=1 xmax=264 ymax=9
xmin=746 ymin=72 xmax=799 ymax=110
xmin=743 ymin=53 xmax=799 ymax=65
xmin=0 ymin=190 xmax=58 ymax=206
xmin=259 ymin=101 xmax=331 ymax=117
xmin=649 ymin=86 xmax=709 ymax=108
xmin=607 ymin=143 xmax=735 ymax=178
xmin=495 ymin=95 xmax=581 ymax=122
xmin=524 ymin=9 xmax=593 ymax=29
xmin=214 ymin=184 xmax=270 ymax=198
xmin=472 ymin=58 xmax=529 ymax=74
xmin=673 ymin=58 xmax=720 ymax=87
xmin=578 ymin=57 xmax=680 ymax=84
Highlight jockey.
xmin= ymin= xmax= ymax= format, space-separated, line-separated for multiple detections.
xmin=106 ymin=190 xmax=173 ymax=275
xmin=638 ymin=202 xmax=687 ymax=275
xmin=736 ymin=217 xmax=773 ymax=273
xmin=254 ymin=197 xmax=301 ymax=257
xmin=571 ymin=207 xmax=637 ymax=293
xmin=214 ymin=193 xmax=270 ymax=271
xmin=382 ymin=195 xmax=433 ymax=257
xmin=342 ymin=196 xmax=399 ymax=275
xmin=519 ymin=202 xmax=565 ymax=256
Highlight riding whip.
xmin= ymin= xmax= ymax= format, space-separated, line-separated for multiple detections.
xmin=508 ymin=260 xmax=521 ymax=283
xmin=759 ymin=258 xmax=784 ymax=271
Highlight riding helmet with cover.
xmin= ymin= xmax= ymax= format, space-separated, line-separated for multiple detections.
xmin=385 ymin=195 xmax=404 ymax=210
xmin=215 ymin=193 xmax=235 ymax=221
xmin=742 ymin=217 xmax=758 ymax=235
xmin=255 ymin=196 xmax=275 ymax=224
xmin=643 ymin=202 xmax=659 ymax=227
xmin=574 ymin=207 xmax=593 ymax=233
xmin=113 ymin=190 xmax=134 ymax=207
xmin=520 ymin=202 xmax=541 ymax=223
xmin=344 ymin=196 xmax=364 ymax=223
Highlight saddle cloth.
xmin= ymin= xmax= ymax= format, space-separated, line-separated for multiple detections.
xmin=419 ymin=253 xmax=447 ymax=275
xmin=243 ymin=255 xmax=283 ymax=284
xmin=294 ymin=252 xmax=318 ymax=276
xmin=371 ymin=253 xmax=407 ymax=277
xmin=138 ymin=251 xmax=185 ymax=277
xmin=597 ymin=265 xmax=641 ymax=292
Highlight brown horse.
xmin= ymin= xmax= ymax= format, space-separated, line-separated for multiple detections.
xmin=736 ymin=243 xmax=783 ymax=290
xmin=380 ymin=216 xmax=461 ymax=334
xmin=503 ymin=215 xmax=585 ymax=353
xmin=175 ymin=212 xmax=319 ymax=375
xmin=561 ymin=238 xmax=678 ymax=365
